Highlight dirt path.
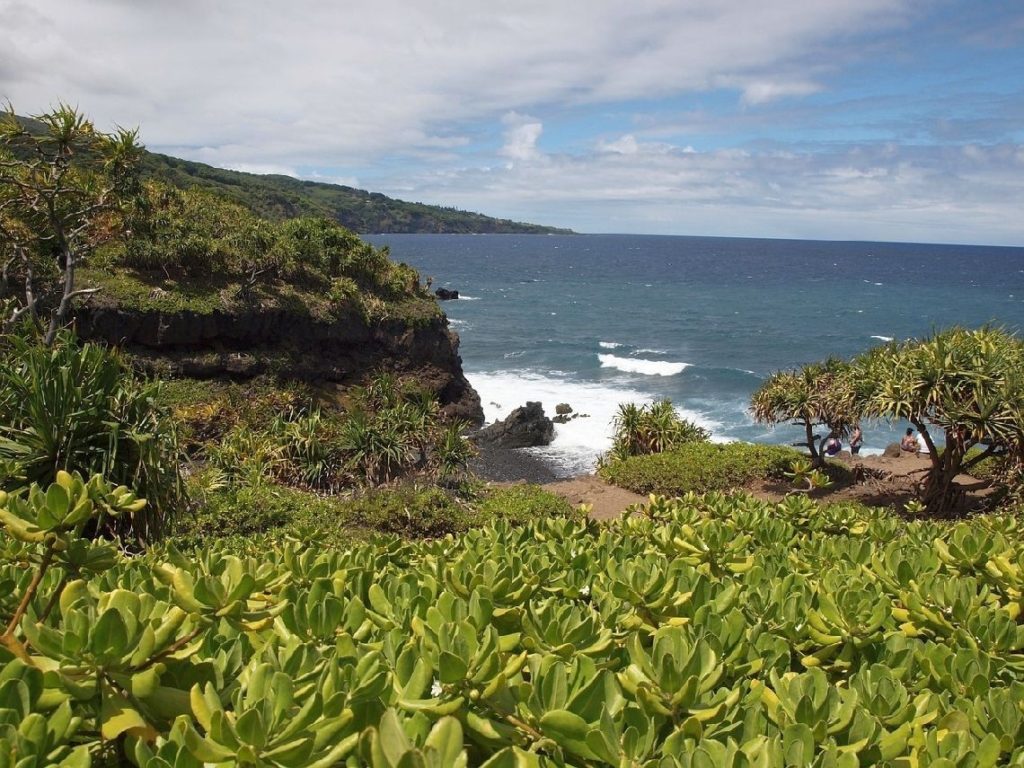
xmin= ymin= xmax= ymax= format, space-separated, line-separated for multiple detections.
xmin=544 ymin=474 xmax=647 ymax=520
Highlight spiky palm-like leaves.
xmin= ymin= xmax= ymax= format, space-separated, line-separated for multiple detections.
xmin=750 ymin=359 xmax=857 ymax=467
xmin=0 ymin=334 xmax=180 ymax=541
xmin=608 ymin=399 xmax=710 ymax=462
xmin=854 ymin=326 xmax=1024 ymax=516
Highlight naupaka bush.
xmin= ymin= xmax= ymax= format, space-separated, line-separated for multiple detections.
xmin=2 ymin=483 xmax=1024 ymax=766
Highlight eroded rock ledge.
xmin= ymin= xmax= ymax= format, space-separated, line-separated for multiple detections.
xmin=74 ymin=305 xmax=484 ymax=425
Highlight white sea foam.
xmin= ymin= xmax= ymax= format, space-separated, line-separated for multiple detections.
xmin=635 ymin=348 xmax=668 ymax=355
xmin=503 ymin=351 xmax=525 ymax=359
xmin=598 ymin=354 xmax=689 ymax=376
xmin=870 ymin=335 xmax=894 ymax=342
xmin=470 ymin=369 xmax=719 ymax=476
xmin=449 ymin=319 xmax=470 ymax=328
xmin=458 ymin=295 xmax=481 ymax=301
xmin=598 ymin=341 xmax=622 ymax=349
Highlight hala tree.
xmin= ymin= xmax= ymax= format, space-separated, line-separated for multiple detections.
xmin=854 ymin=326 xmax=1024 ymax=516
xmin=750 ymin=359 xmax=856 ymax=467
xmin=0 ymin=105 xmax=140 ymax=345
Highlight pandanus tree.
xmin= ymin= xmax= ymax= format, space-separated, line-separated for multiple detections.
xmin=0 ymin=105 xmax=140 ymax=345
xmin=751 ymin=359 xmax=857 ymax=467
xmin=608 ymin=400 xmax=710 ymax=461
xmin=853 ymin=327 xmax=1024 ymax=516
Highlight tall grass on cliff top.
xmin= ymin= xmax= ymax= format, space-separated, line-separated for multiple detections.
xmin=0 ymin=333 xmax=179 ymax=541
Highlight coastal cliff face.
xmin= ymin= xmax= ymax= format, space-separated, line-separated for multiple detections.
xmin=73 ymin=305 xmax=484 ymax=425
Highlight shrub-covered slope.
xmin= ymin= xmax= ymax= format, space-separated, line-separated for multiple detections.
xmin=3 ymin=489 xmax=1024 ymax=766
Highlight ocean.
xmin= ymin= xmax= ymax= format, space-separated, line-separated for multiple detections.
xmin=366 ymin=234 xmax=1024 ymax=476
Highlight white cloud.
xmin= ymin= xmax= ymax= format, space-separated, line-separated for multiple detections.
xmin=1 ymin=0 xmax=1018 ymax=243
xmin=500 ymin=112 xmax=543 ymax=162
xmin=0 ymin=0 xmax=915 ymax=168
xmin=599 ymin=135 xmax=639 ymax=155
xmin=737 ymin=79 xmax=823 ymax=105
xmin=374 ymin=140 xmax=1024 ymax=245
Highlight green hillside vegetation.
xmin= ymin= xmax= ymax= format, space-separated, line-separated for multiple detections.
xmin=86 ymin=182 xmax=440 ymax=322
xmin=139 ymin=151 xmax=573 ymax=234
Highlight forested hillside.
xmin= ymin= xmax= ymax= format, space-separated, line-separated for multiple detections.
xmin=139 ymin=151 xmax=572 ymax=234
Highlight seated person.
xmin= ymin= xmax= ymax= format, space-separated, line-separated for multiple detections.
xmin=822 ymin=433 xmax=842 ymax=456
xmin=900 ymin=428 xmax=918 ymax=453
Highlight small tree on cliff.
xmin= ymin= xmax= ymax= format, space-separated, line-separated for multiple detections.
xmin=854 ymin=327 xmax=1024 ymax=516
xmin=751 ymin=358 xmax=856 ymax=467
xmin=0 ymin=105 xmax=140 ymax=344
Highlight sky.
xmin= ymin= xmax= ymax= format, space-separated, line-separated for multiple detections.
xmin=2 ymin=0 xmax=1023 ymax=245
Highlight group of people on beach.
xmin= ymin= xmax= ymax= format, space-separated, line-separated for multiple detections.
xmin=821 ymin=425 xmax=929 ymax=458
xmin=822 ymin=425 xmax=863 ymax=457
xmin=901 ymin=427 xmax=930 ymax=457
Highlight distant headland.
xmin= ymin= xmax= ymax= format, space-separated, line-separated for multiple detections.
xmin=140 ymin=151 xmax=573 ymax=235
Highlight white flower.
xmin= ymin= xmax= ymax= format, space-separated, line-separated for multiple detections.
xmin=430 ymin=680 xmax=443 ymax=698
xmin=580 ymin=585 xmax=591 ymax=597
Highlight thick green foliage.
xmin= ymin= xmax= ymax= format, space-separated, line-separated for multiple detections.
xmin=0 ymin=335 xmax=180 ymax=540
xmin=345 ymin=486 xmax=475 ymax=539
xmin=174 ymin=481 xmax=576 ymax=547
xmin=116 ymin=182 xmax=421 ymax=302
xmin=854 ymin=327 xmax=1024 ymax=515
xmin=173 ymin=374 xmax=475 ymax=491
xmin=477 ymin=485 xmax=577 ymax=525
xmin=600 ymin=442 xmax=801 ymax=496
xmin=750 ymin=359 xmax=856 ymax=466
xmin=3 ymin=487 xmax=1024 ymax=766
xmin=608 ymin=400 xmax=710 ymax=462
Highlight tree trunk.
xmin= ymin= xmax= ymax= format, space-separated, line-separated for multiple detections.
xmin=806 ymin=422 xmax=824 ymax=468
xmin=918 ymin=424 xmax=963 ymax=517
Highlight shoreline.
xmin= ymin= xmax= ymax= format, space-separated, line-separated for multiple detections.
xmin=469 ymin=444 xmax=560 ymax=484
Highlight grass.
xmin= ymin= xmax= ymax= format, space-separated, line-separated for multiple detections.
xmin=171 ymin=479 xmax=581 ymax=549
xmin=599 ymin=442 xmax=802 ymax=496
xmin=78 ymin=265 xmax=442 ymax=325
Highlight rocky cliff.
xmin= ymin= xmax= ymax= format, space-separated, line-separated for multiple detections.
xmin=74 ymin=305 xmax=484 ymax=424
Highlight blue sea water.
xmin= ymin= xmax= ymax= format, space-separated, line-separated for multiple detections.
xmin=366 ymin=234 xmax=1024 ymax=476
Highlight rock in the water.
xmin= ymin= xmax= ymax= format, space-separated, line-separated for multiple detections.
xmin=474 ymin=402 xmax=554 ymax=448
xmin=555 ymin=403 xmax=573 ymax=415
xmin=435 ymin=288 xmax=460 ymax=301
xmin=883 ymin=442 xmax=902 ymax=458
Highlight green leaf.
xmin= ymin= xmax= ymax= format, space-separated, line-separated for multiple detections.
xmin=101 ymin=688 xmax=156 ymax=740
xmin=438 ymin=651 xmax=468 ymax=684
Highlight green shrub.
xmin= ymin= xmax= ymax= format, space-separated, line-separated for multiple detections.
xmin=600 ymin=441 xmax=801 ymax=496
xmin=478 ymin=483 xmax=578 ymax=524
xmin=7 ymin=484 xmax=1024 ymax=765
xmin=119 ymin=182 xmax=423 ymax=300
xmin=607 ymin=399 xmax=709 ymax=461
xmin=0 ymin=334 xmax=180 ymax=541
xmin=344 ymin=485 xmax=473 ymax=538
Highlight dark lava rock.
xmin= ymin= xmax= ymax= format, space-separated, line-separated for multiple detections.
xmin=883 ymin=442 xmax=902 ymax=458
xmin=435 ymin=288 xmax=460 ymax=301
xmin=474 ymin=402 xmax=554 ymax=449
xmin=555 ymin=403 xmax=573 ymax=415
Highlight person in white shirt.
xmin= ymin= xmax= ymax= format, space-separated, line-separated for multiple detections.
xmin=917 ymin=432 xmax=930 ymax=456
